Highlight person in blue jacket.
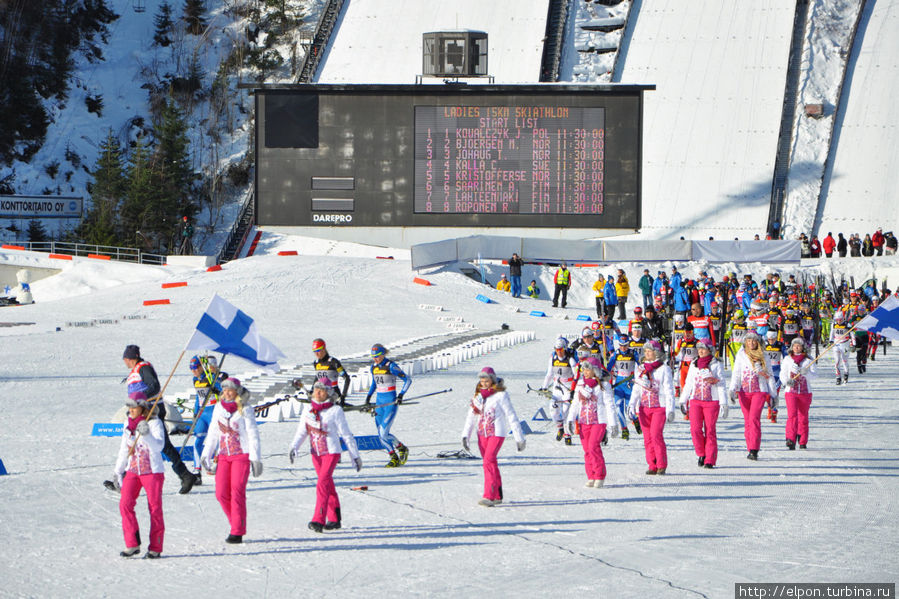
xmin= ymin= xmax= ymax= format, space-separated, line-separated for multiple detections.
xmin=189 ymin=354 xmax=226 ymax=481
xmin=365 ymin=344 xmax=413 ymax=467
xmin=602 ymin=275 xmax=618 ymax=320
xmin=673 ymin=281 xmax=691 ymax=315
xmin=670 ymin=266 xmax=682 ymax=291
xmin=605 ymin=334 xmax=640 ymax=440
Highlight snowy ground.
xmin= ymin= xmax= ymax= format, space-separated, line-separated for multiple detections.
xmin=0 ymin=235 xmax=897 ymax=597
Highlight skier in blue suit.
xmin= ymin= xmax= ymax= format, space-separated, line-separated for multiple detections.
xmin=365 ymin=344 xmax=413 ymax=467
xmin=605 ymin=334 xmax=640 ymax=440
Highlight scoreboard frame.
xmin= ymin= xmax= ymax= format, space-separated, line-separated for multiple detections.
xmin=254 ymin=84 xmax=653 ymax=229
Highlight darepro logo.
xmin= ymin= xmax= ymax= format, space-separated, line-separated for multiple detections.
xmin=312 ymin=214 xmax=353 ymax=224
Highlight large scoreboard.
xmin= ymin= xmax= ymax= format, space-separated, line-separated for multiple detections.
xmin=255 ymin=84 xmax=651 ymax=229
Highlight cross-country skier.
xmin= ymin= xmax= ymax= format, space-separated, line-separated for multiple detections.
xmin=781 ymin=337 xmax=816 ymax=450
xmin=200 ymin=377 xmax=261 ymax=544
xmin=542 ymin=336 xmax=578 ymax=444
xmin=829 ymin=311 xmax=851 ymax=385
xmin=311 ymin=338 xmax=350 ymax=405
xmin=627 ymin=340 xmax=676 ymax=475
xmin=189 ymin=354 xmax=226 ymax=483
xmin=289 ymin=381 xmax=362 ymax=532
xmin=122 ymin=345 xmax=197 ymax=494
xmin=461 ymin=367 xmax=526 ymax=506
xmin=606 ymin=333 xmax=639 ymax=440
xmin=113 ymin=391 xmax=165 ymax=559
xmin=853 ymin=328 xmax=870 ymax=374
xmin=678 ymin=340 xmax=727 ymax=469
xmin=364 ymin=344 xmax=412 ymax=467
xmin=763 ymin=330 xmax=787 ymax=423
xmin=566 ymin=357 xmax=618 ymax=487
xmin=728 ymin=333 xmax=777 ymax=460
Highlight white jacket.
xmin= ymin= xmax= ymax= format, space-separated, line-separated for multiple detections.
xmin=115 ymin=417 xmax=166 ymax=476
xmin=201 ymin=402 xmax=261 ymax=463
xmin=780 ymin=354 xmax=816 ymax=394
xmin=679 ymin=360 xmax=727 ymax=406
xmin=627 ymin=362 xmax=676 ymax=417
xmin=462 ymin=390 xmax=525 ymax=444
xmin=289 ymin=404 xmax=359 ymax=460
xmin=728 ymin=350 xmax=777 ymax=396
xmin=566 ymin=379 xmax=617 ymax=427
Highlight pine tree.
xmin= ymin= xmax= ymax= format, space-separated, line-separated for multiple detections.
xmin=153 ymin=1 xmax=174 ymax=47
xmin=27 ymin=219 xmax=50 ymax=243
xmin=154 ymin=95 xmax=196 ymax=225
xmin=121 ymin=138 xmax=155 ymax=249
xmin=77 ymin=130 xmax=126 ymax=245
xmin=183 ymin=0 xmax=207 ymax=35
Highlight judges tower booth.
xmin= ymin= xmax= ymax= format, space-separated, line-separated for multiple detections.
xmin=420 ymin=31 xmax=491 ymax=82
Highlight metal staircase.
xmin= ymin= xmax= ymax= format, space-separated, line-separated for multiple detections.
xmin=540 ymin=0 xmax=572 ymax=81
xmin=297 ymin=0 xmax=346 ymax=83
xmin=767 ymin=0 xmax=811 ymax=238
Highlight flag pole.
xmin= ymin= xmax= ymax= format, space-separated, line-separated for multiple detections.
xmin=129 ymin=350 xmax=186 ymax=456
xmin=179 ymin=354 xmax=227 ymax=454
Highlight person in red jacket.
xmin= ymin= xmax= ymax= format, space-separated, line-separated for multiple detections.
xmin=809 ymin=235 xmax=821 ymax=258
xmin=872 ymin=228 xmax=885 ymax=256
xmin=822 ymin=232 xmax=836 ymax=258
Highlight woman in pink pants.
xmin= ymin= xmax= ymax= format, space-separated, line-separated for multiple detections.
xmin=200 ymin=377 xmax=262 ymax=544
xmin=112 ymin=391 xmax=165 ymax=559
xmin=780 ymin=337 xmax=816 ymax=450
xmin=627 ymin=340 xmax=676 ymax=475
xmin=289 ymin=381 xmax=361 ymax=532
xmin=729 ymin=333 xmax=777 ymax=460
xmin=678 ymin=340 xmax=728 ymax=469
xmin=462 ymin=367 xmax=526 ymax=506
xmin=566 ymin=357 xmax=618 ymax=487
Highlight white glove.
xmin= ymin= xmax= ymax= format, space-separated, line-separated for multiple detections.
xmin=666 ymin=411 xmax=676 ymax=424
xmin=288 ymin=447 xmax=298 ymax=464
xmin=679 ymin=400 xmax=689 ymax=415
xmin=113 ymin=472 xmax=123 ymax=490
xmin=770 ymin=395 xmax=779 ymax=411
xmin=516 ymin=439 xmax=526 ymax=452
xmin=136 ymin=420 xmax=149 ymax=436
xmin=251 ymin=460 xmax=263 ymax=478
xmin=784 ymin=377 xmax=795 ymax=388
xmin=567 ymin=421 xmax=576 ymax=436
xmin=353 ymin=457 xmax=362 ymax=472
xmin=201 ymin=454 xmax=215 ymax=473
xmin=729 ymin=390 xmax=738 ymax=405
xmin=627 ymin=404 xmax=638 ymax=420
xmin=719 ymin=404 xmax=729 ymax=419
xmin=609 ymin=424 xmax=620 ymax=438
xmin=461 ymin=437 xmax=470 ymax=452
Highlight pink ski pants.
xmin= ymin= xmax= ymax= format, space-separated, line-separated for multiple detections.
xmin=215 ymin=453 xmax=251 ymax=536
xmin=120 ymin=471 xmax=164 ymax=552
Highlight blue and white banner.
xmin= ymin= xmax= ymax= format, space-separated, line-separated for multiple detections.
xmin=855 ymin=295 xmax=899 ymax=341
xmin=186 ymin=294 xmax=285 ymax=368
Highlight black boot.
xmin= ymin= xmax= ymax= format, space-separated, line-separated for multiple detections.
xmin=747 ymin=449 xmax=759 ymax=461
xmin=325 ymin=507 xmax=342 ymax=530
xmin=226 ymin=534 xmax=243 ymax=544
xmin=698 ymin=456 xmax=705 ymax=467
xmin=786 ymin=439 xmax=796 ymax=450
xmin=308 ymin=521 xmax=324 ymax=533
xmin=179 ymin=471 xmax=197 ymax=495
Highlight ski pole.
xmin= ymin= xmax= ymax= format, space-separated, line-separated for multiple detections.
xmin=402 ymin=388 xmax=453 ymax=401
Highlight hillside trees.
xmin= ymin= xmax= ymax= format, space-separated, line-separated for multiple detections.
xmin=0 ymin=0 xmax=118 ymax=164
xmin=77 ymin=97 xmax=196 ymax=252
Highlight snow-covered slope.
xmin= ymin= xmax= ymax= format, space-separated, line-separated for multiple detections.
xmin=317 ymin=0 xmax=549 ymax=84
xmin=616 ymin=0 xmax=795 ymax=240
xmin=1 ymin=235 xmax=898 ymax=596
xmin=816 ymin=0 xmax=899 ymax=236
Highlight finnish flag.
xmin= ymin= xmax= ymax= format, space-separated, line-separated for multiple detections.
xmin=856 ymin=295 xmax=899 ymax=341
xmin=186 ymin=294 xmax=286 ymax=368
